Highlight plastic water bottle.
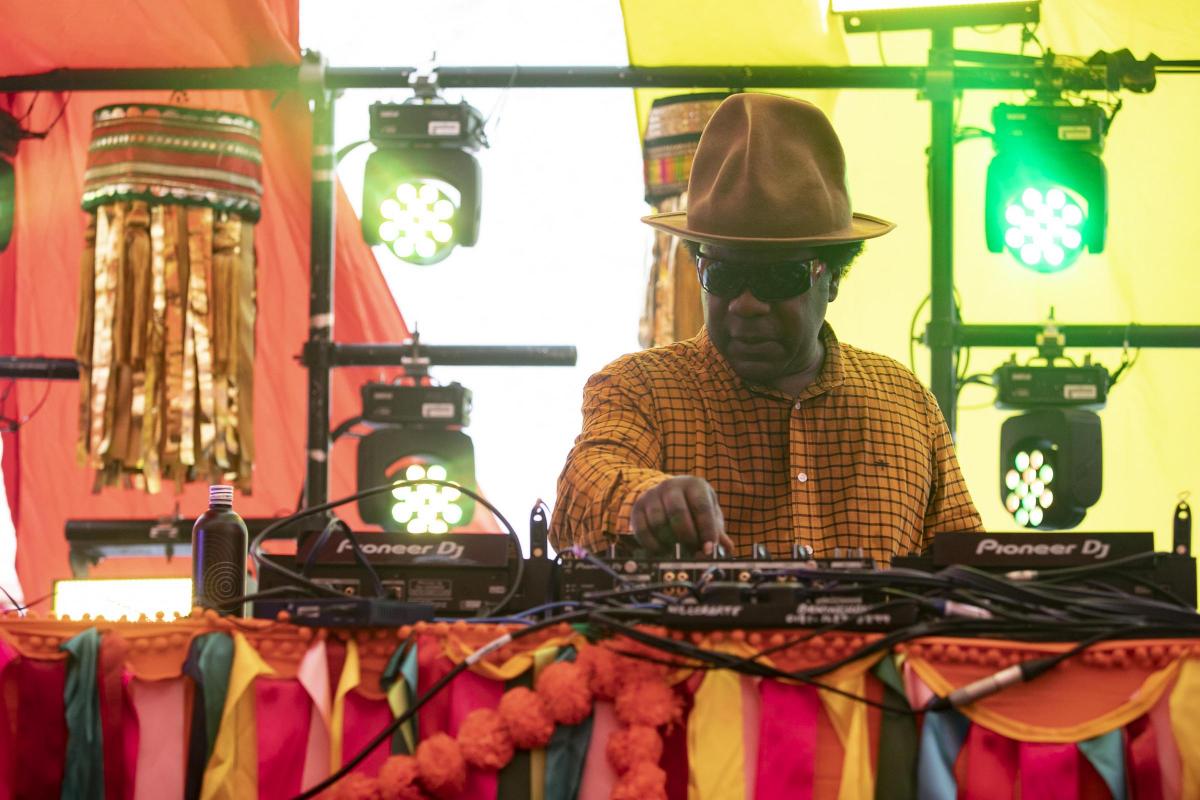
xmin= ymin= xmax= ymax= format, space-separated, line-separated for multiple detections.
xmin=191 ymin=485 xmax=247 ymax=616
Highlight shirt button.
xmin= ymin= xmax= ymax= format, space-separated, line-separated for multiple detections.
xmin=796 ymin=472 xmax=808 ymax=483
xmin=794 ymin=402 xmax=802 ymax=410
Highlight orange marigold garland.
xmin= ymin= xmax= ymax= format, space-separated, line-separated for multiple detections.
xmin=377 ymin=754 xmax=430 ymax=800
xmin=456 ymin=708 xmax=515 ymax=770
xmin=330 ymin=771 xmax=383 ymax=800
xmin=497 ymin=686 xmax=555 ymax=749
xmin=575 ymin=643 xmax=622 ymax=700
xmin=605 ymin=724 xmax=664 ymax=775
xmin=614 ymin=678 xmax=683 ymax=729
xmin=414 ymin=733 xmax=467 ymax=799
xmin=611 ymin=761 xmax=669 ymax=800
xmin=535 ymin=660 xmax=594 ymax=725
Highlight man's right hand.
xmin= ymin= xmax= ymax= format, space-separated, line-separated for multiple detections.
xmin=631 ymin=476 xmax=734 ymax=556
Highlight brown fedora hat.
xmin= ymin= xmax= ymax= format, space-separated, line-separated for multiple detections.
xmin=642 ymin=93 xmax=895 ymax=247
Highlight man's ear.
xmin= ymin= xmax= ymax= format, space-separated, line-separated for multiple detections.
xmin=827 ymin=270 xmax=841 ymax=303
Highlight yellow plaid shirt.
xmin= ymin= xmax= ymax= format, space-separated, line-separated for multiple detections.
xmin=551 ymin=324 xmax=983 ymax=564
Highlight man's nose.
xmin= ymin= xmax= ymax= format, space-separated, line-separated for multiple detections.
xmin=728 ymin=288 xmax=771 ymax=315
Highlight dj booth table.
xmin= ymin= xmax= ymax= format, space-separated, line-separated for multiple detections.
xmin=0 ymin=615 xmax=1196 ymax=800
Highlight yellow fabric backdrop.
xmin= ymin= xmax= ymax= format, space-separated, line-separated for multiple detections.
xmin=622 ymin=0 xmax=1200 ymax=554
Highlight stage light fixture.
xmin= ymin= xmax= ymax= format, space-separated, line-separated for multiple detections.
xmin=985 ymin=102 xmax=1108 ymax=273
xmin=999 ymin=408 xmax=1101 ymax=529
xmin=361 ymin=100 xmax=486 ymax=266
xmin=832 ymin=0 xmax=1038 ymax=32
xmin=0 ymin=109 xmax=19 ymax=253
xmin=356 ymin=383 xmax=477 ymax=532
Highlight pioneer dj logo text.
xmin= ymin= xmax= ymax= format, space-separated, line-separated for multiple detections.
xmin=335 ymin=539 xmax=466 ymax=559
xmin=975 ymin=538 xmax=1111 ymax=559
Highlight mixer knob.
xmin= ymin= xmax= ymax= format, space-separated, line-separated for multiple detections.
xmin=752 ymin=542 xmax=771 ymax=560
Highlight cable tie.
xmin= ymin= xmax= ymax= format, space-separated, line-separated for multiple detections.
xmin=466 ymin=632 xmax=513 ymax=666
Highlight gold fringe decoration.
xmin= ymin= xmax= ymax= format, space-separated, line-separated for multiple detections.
xmin=76 ymin=201 xmax=256 ymax=493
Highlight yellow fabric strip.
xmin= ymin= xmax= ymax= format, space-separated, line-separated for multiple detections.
xmin=688 ymin=669 xmax=747 ymax=800
xmin=530 ymin=645 xmax=559 ymax=800
xmin=200 ymin=632 xmax=275 ymax=800
xmin=1169 ymin=658 xmax=1200 ymax=800
xmin=331 ymin=640 xmax=362 ymax=769
xmin=908 ymin=656 xmax=1182 ymax=743
xmin=819 ymin=668 xmax=874 ymax=800
xmin=441 ymin=632 xmax=584 ymax=682
xmin=385 ymin=666 xmax=415 ymax=754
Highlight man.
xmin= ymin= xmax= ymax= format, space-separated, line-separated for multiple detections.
xmin=551 ymin=93 xmax=982 ymax=564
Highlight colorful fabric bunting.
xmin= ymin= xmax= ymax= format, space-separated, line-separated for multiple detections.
xmin=61 ymin=627 xmax=104 ymax=800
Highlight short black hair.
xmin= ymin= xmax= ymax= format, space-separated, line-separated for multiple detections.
xmin=816 ymin=240 xmax=865 ymax=282
xmin=685 ymin=239 xmax=866 ymax=282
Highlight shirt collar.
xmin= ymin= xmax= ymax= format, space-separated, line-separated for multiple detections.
xmin=699 ymin=322 xmax=845 ymax=401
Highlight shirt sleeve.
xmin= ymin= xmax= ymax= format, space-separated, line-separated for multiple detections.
xmin=922 ymin=388 xmax=985 ymax=546
xmin=550 ymin=358 xmax=672 ymax=553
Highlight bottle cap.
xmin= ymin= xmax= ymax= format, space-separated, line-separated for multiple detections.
xmin=209 ymin=485 xmax=234 ymax=507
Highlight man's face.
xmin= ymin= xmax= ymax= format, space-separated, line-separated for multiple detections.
xmin=699 ymin=243 xmax=839 ymax=385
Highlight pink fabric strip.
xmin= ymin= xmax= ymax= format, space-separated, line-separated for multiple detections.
xmin=297 ymin=640 xmax=331 ymax=792
xmin=1149 ymin=684 xmax=1183 ymax=800
xmin=741 ymin=676 xmax=761 ymax=798
xmin=961 ymin=724 xmax=1018 ymax=800
xmin=754 ymin=679 xmax=820 ymax=800
xmin=1017 ymin=741 xmax=1079 ymax=800
xmin=0 ymin=639 xmax=17 ymax=800
xmin=121 ymin=672 xmax=139 ymax=800
xmin=902 ymin=659 xmax=935 ymax=710
xmin=130 ymin=678 xmax=186 ymax=800
xmin=578 ymin=701 xmax=618 ymax=800
xmin=343 ymin=689 xmax=394 ymax=777
xmin=256 ymin=678 xmax=312 ymax=800
xmin=447 ymin=669 xmax=505 ymax=800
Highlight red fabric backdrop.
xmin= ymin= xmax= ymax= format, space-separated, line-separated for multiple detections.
xmin=0 ymin=1 xmax=411 ymax=598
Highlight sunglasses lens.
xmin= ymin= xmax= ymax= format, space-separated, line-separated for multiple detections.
xmin=752 ymin=261 xmax=813 ymax=301
xmin=698 ymin=261 xmax=745 ymax=298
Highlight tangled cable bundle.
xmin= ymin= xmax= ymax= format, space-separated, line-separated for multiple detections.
xmin=330 ymin=642 xmax=678 ymax=800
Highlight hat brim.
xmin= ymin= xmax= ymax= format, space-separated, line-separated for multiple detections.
xmin=641 ymin=211 xmax=896 ymax=248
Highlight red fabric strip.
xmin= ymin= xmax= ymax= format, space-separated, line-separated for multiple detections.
xmin=255 ymin=678 xmax=312 ymax=800
xmin=665 ymin=674 xmax=699 ymax=800
xmin=417 ymin=637 xmax=456 ymax=738
xmin=1126 ymin=715 xmax=1164 ymax=800
xmin=754 ymin=679 xmax=820 ymax=800
xmin=13 ymin=657 xmax=68 ymax=799
xmin=0 ymin=641 xmax=18 ymax=800
xmin=99 ymin=633 xmax=136 ymax=800
xmin=1017 ymin=742 xmax=1079 ymax=800
xmin=960 ymin=725 xmax=1018 ymax=800
xmin=446 ymin=669 xmax=505 ymax=800
xmin=344 ymin=689 xmax=393 ymax=777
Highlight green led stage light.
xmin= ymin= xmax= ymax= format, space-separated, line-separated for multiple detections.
xmin=357 ymin=427 xmax=477 ymax=533
xmin=0 ymin=109 xmax=19 ymax=253
xmin=361 ymin=100 xmax=486 ymax=266
xmin=986 ymin=103 xmax=1108 ymax=273
xmin=999 ymin=408 xmax=1101 ymax=529
xmin=387 ymin=459 xmax=471 ymax=534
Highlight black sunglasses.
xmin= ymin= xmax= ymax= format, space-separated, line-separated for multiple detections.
xmin=695 ymin=255 xmax=826 ymax=302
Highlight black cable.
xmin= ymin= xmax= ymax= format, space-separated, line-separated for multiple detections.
xmin=295 ymin=415 xmax=366 ymax=513
xmin=588 ymin=611 xmax=920 ymax=714
xmin=0 ymin=381 xmax=52 ymax=433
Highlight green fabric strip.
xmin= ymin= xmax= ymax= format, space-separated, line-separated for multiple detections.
xmin=497 ymin=661 xmax=535 ymax=800
xmin=873 ymin=654 xmax=917 ymax=800
xmin=545 ymin=647 xmax=593 ymax=800
xmin=196 ymin=632 xmax=235 ymax=760
xmin=1078 ymin=730 xmax=1127 ymax=800
xmin=61 ymin=627 xmax=104 ymax=800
